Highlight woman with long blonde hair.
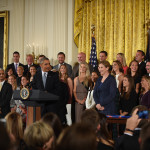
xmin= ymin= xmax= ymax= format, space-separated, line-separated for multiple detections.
xmin=116 ymin=53 xmax=128 ymax=74
xmin=5 ymin=112 xmax=24 ymax=150
xmin=73 ymin=62 xmax=91 ymax=122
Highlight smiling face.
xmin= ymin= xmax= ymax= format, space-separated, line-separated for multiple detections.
xmin=21 ymin=77 xmax=29 ymax=87
xmin=0 ymin=70 xmax=5 ymax=82
xmin=141 ymin=77 xmax=149 ymax=89
xmin=112 ymin=62 xmax=119 ymax=72
xmin=58 ymin=54 xmax=65 ymax=64
xmin=116 ymin=54 xmax=123 ymax=64
xmin=40 ymin=60 xmax=51 ymax=72
xmin=60 ymin=65 xmax=67 ymax=74
xmin=79 ymin=64 xmax=87 ymax=73
xmin=8 ymin=76 xmax=16 ymax=86
xmin=99 ymin=53 xmax=107 ymax=61
xmin=98 ymin=63 xmax=109 ymax=76
xmin=7 ymin=68 xmax=13 ymax=76
xmin=26 ymin=55 xmax=34 ymax=65
xmin=77 ymin=53 xmax=86 ymax=63
xmin=29 ymin=66 xmax=36 ymax=76
xmin=146 ymin=62 xmax=150 ymax=74
xmin=123 ymin=77 xmax=129 ymax=88
xmin=135 ymin=51 xmax=144 ymax=63
xmin=130 ymin=61 xmax=138 ymax=73
xmin=91 ymin=72 xmax=99 ymax=82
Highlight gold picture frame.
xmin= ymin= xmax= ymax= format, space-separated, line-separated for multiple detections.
xmin=0 ymin=11 xmax=8 ymax=70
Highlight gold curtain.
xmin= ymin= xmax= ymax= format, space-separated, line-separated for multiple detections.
xmin=74 ymin=0 xmax=150 ymax=65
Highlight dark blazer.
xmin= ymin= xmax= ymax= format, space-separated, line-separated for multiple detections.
xmin=6 ymin=63 xmax=24 ymax=77
xmin=93 ymin=74 xmax=117 ymax=115
xmin=53 ymin=62 xmax=72 ymax=77
xmin=139 ymin=61 xmax=147 ymax=76
xmin=32 ymin=70 xmax=63 ymax=117
xmin=115 ymin=130 xmax=140 ymax=150
xmin=0 ymin=81 xmax=13 ymax=118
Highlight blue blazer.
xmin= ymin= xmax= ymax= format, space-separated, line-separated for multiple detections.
xmin=93 ymin=74 xmax=117 ymax=115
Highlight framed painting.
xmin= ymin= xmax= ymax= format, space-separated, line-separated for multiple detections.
xmin=0 ymin=11 xmax=8 ymax=69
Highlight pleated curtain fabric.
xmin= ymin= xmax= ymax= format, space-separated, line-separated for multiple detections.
xmin=74 ymin=0 xmax=150 ymax=65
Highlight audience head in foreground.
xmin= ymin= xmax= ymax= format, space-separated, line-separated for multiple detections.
xmin=24 ymin=121 xmax=54 ymax=150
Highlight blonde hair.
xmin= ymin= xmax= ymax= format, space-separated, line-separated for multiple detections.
xmin=17 ymin=66 xmax=24 ymax=71
xmin=24 ymin=121 xmax=54 ymax=149
xmin=5 ymin=112 xmax=23 ymax=141
xmin=117 ymin=53 xmax=127 ymax=67
xmin=79 ymin=62 xmax=90 ymax=87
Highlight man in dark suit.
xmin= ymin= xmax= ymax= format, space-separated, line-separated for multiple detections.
xmin=32 ymin=57 xmax=66 ymax=122
xmin=0 ymin=68 xmax=13 ymax=118
xmin=53 ymin=52 xmax=72 ymax=77
xmin=6 ymin=51 xmax=24 ymax=77
xmin=135 ymin=50 xmax=147 ymax=76
xmin=71 ymin=52 xmax=93 ymax=80
xmin=146 ymin=61 xmax=150 ymax=76
xmin=24 ymin=54 xmax=39 ymax=75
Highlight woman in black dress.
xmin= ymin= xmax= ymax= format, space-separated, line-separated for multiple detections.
xmin=119 ymin=75 xmax=137 ymax=116
xmin=127 ymin=60 xmax=141 ymax=94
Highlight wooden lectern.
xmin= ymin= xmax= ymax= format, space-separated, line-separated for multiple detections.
xmin=13 ymin=90 xmax=59 ymax=126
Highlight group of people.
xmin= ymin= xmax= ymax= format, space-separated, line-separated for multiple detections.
xmin=0 ymin=50 xmax=150 ymax=123
xmin=0 ymin=49 xmax=150 ymax=150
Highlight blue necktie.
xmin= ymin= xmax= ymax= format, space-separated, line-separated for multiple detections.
xmin=43 ymin=72 xmax=47 ymax=88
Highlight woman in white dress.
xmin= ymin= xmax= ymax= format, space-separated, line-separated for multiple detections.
xmin=86 ymin=71 xmax=99 ymax=109
xmin=112 ymin=60 xmax=124 ymax=93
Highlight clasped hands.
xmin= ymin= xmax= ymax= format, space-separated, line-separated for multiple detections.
xmin=76 ymin=98 xmax=86 ymax=105
xmin=96 ymin=104 xmax=104 ymax=110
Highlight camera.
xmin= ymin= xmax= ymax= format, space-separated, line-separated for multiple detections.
xmin=137 ymin=110 xmax=149 ymax=119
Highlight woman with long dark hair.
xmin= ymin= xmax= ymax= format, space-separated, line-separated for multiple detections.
xmin=112 ymin=60 xmax=124 ymax=93
xmin=127 ymin=60 xmax=141 ymax=94
xmin=59 ymin=64 xmax=73 ymax=125
xmin=119 ymin=75 xmax=137 ymax=116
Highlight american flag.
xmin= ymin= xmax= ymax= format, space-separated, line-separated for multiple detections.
xmin=89 ymin=37 xmax=98 ymax=70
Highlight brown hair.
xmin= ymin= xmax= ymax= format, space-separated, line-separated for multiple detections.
xmin=59 ymin=64 xmax=68 ymax=84
xmin=81 ymin=109 xmax=100 ymax=132
xmin=121 ymin=75 xmax=135 ymax=100
xmin=56 ymin=123 xmax=97 ymax=150
xmin=127 ymin=60 xmax=139 ymax=78
xmin=8 ymin=75 xmax=17 ymax=90
xmin=112 ymin=60 xmax=124 ymax=74
xmin=141 ymin=75 xmax=150 ymax=93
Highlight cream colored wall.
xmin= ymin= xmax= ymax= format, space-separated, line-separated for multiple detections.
xmin=0 ymin=0 xmax=78 ymax=66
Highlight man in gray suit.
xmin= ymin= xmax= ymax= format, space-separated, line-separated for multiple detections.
xmin=53 ymin=52 xmax=72 ymax=77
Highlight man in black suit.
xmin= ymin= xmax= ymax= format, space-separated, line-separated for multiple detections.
xmin=32 ymin=57 xmax=66 ymax=122
xmin=0 ymin=68 xmax=13 ymax=118
xmin=146 ymin=61 xmax=150 ymax=76
xmin=6 ymin=51 xmax=24 ymax=77
xmin=135 ymin=50 xmax=147 ymax=76
xmin=71 ymin=52 xmax=93 ymax=80
xmin=24 ymin=54 xmax=38 ymax=75
xmin=53 ymin=52 xmax=72 ymax=77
